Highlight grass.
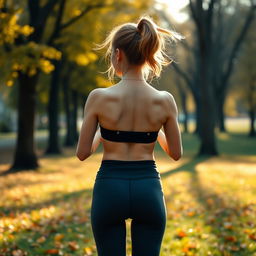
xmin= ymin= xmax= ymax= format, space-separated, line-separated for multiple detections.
xmin=0 ymin=127 xmax=256 ymax=256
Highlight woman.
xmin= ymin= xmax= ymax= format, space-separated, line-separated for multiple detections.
xmin=76 ymin=16 xmax=183 ymax=256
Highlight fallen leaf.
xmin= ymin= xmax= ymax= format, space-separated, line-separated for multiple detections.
xmin=223 ymin=222 xmax=233 ymax=229
xmin=44 ymin=249 xmax=59 ymax=254
xmin=249 ymin=233 xmax=256 ymax=241
xmin=176 ymin=230 xmax=186 ymax=238
xmin=12 ymin=250 xmax=25 ymax=256
xmin=224 ymin=236 xmax=237 ymax=242
xmin=84 ymin=246 xmax=93 ymax=255
xmin=68 ymin=241 xmax=79 ymax=251
xmin=54 ymin=233 xmax=64 ymax=242
xmin=36 ymin=236 xmax=46 ymax=243
xmin=230 ymin=245 xmax=240 ymax=251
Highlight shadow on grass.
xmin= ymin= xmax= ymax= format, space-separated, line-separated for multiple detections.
xmin=0 ymin=188 xmax=93 ymax=215
xmin=160 ymin=155 xmax=210 ymax=178
xmin=0 ymin=188 xmax=96 ymax=255
xmin=188 ymin=168 xmax=253 ymax=255
xmin=160 ymin=155 xmax=252 ymax=255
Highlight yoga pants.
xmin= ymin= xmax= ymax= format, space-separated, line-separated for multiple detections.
xmin=90 ymin=159 xmax=167 ymax=256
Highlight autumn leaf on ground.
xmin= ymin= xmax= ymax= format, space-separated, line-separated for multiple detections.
xmin=230 ymin=245 xmax=240 ymax=251
xmin=68 ymin=241 xmax=79 ymax=251
xmin=249 ymin=233 xmax=256 ymax=240
xmin=54 ymin=233 xmax=64 ymax=242
xmin=36 ymin=236 xmax=46 ymax=243
xmin=176 ymin=229 xmax=187 ymax=238
xmin=224 ymin=236 xmax=237 ymax=242
xmin=84 ymin=246 xmax=93 ymax=255
xmin=12 ymin=250 xmax=27 ymax=256
xmin=44 ymin=249 xmax=59 ymax=254
xmin=182 ymin=241 xmax=197 ymax=253
xmin=223 ymin=222 xmax=233 ymax=229
xmin=186 ymin=210 xmax=196 ymax=217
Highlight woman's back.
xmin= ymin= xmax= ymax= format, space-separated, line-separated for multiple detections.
xmin=77 ymin=16 xmax=183 ymax=256
xmin=97 ymin=80 xmax=169 ymax=160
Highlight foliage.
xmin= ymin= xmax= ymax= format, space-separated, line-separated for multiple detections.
xmin=0 ymin=4 xmax=62 ymax=87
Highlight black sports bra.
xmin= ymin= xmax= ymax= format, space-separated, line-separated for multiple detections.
xmin=99 ymin=124 xmax=159 ymax=143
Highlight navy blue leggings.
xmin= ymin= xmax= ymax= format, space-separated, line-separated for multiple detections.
xmin=90 ymin=160 xmax=167 ymax=256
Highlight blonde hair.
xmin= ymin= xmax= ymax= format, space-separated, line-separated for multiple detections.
xmin=94 ymin=15 xmax=183 ymax=82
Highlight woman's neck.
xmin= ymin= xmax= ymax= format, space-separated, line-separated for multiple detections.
xmin=121 ymin=67 xmax=144 ymax=80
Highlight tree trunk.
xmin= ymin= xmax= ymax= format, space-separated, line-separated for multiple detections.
xmin=62 ymin=71 xmax=74 ymax=146
xmin=249 ymin=109 xmax=255 ymax=137
xmin=197 ymin=33 xmax=218 ymax=156
xmin=45 ymin=60 xmax=62 ymax=154
xmin=192 ymin=93 xmax=201 ymax=136
xmin=217 ymin=95 xmax=226 ymax=132
xmin=9 ymin=73 xmax=40 ymax=172
xmin=180 ymin=90 xmax=188 ymax=133
xmin=71 ymin=89 xmax=79 ymax=142
xmin=198 ymin=92 xmax=217 ymax=155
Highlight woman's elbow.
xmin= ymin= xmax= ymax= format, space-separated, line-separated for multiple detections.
xmin=76 ymin=150 xmax=91 ymax=161
xmin=169 ymin=148 xmax=183 ymax=161
xmin=172 ymin=154 xmax=182 ymax=161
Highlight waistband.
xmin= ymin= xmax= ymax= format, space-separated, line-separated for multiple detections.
xmin=96 ymin=159 xmax=160 ymax=180
xmin=101 ymin=159 xmax=156 ymax=167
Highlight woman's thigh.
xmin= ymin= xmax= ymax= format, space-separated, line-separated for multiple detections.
xmin=90 ymin=179 xmax=129 ymax=256
xmin=130 ymin=178 xmax=167 ymax=256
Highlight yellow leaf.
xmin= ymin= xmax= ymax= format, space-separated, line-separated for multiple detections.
xmin=84 ymin=247 xmax=93 ymax=255
xmin=6 ymin=80 xmax=13 ymax=87
xmin=20 ymin=25 xmax=34 ymax=36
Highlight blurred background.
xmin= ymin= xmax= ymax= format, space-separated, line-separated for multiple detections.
xmin=0 ymin=1 xmax=256 ymax=255
xmin=0 ymin=0 xmax=255 ymax=172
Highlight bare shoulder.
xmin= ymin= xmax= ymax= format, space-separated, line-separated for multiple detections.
xmin=160 ymin=90 xmax=178 ymax=115
xmin=88 ymin=87 xmax=105 ymax=97
xmin=87 ymin=87 xmax=106 ymax=101
xmin=84 ymin=88 xmax=106 ymax=111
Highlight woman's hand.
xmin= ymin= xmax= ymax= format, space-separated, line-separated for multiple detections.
xmin=91 ymin=126 xmax=103 ymax=154
xmin=157 ymin=128 xmax=169 ymax=155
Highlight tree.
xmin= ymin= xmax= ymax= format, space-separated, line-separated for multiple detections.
xmin=44 ymin=0 xmax=155 ymax=152
xmin=1 ymin=1 xmax=61 ymax=172
xmin=235 ymin=21 xmax=256 ymax=136
xmin=165 ymin=0 xmax=256 ymax=155
xmin=1 ymin=0 xmax=153 ymax=172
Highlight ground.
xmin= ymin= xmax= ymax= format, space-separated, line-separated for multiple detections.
xmin=0 ymin=122 xmax=255 ymax=256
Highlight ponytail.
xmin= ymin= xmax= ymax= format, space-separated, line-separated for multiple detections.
xmin=94 ymin=15 xmax=184 ymax=82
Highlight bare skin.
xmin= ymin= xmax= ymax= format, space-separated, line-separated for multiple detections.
xmin=76 ymin=48 xmax=183 ymax=161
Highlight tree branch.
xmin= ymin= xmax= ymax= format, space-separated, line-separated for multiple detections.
xmin=171 ymin=62 xmax=195 ymax=92
xmin=189 ymin=0 xmax=200 ymax=28
xmin=28 ymin=0 xmax=58 ymax=42
xmin=221 ymin=3 xmax=256 ymax=92
xmin=60 ymin=3 xmax=108 ymax=31
xmin=47 ymin=0 xmax=66 ymax=46
xmin=207 ymin=0 xmax=217 ymax=37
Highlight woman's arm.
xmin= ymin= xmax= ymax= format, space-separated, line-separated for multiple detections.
xmin=91 ymin=126 xmax=103 ymax=154
xmin=157 ymin=128 xmax=169 ymax=155
xmin=157 ymin=91 xmax=183 ymax=161
xmin=76 ymin=89 xmax=101 ymax=161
